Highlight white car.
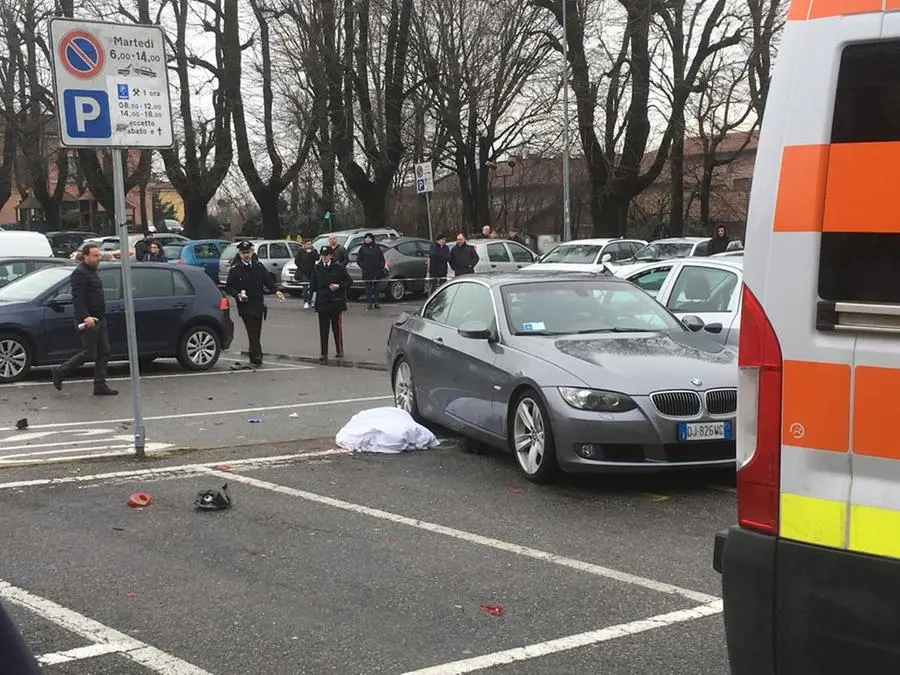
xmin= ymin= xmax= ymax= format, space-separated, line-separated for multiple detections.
xmin=617 ymin=256 xmax=743 ymax=348
xmin=464 ymin=238 xmax=539 ymax=275
xmin=520 ymin=237 xmax=647 ymax=273
xmin=219 ymin=239 xmax=302 ymax=285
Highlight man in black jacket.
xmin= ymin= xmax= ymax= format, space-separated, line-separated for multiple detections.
xmin=707 ymin=224 xmax=730 ymax=255
xmin=449 ymin=233 xmax=479 ymax=276
xmin=329 ymin=235 xmax=350 ymax=267
xmin=225 ymin=240 xmax=284 ymax=367
xmin=312 ymin=246 xmax=353 ymax=360
xmin=427 ymin=234 xmax=451 ymax=293
xmin=293 ymin=238 xmax=319 ymax=309
xmin=133 ymin=230 xmax=154 ymax=261
xmin=356 ymin=232 xmax=386 ymax=310
xmin=52 ymin=244 xmax=117 ymax=395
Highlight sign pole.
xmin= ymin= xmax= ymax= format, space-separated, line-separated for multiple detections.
xmin=113 ymin=151 xmax=145 ymax=456
xmin=425 ymin=192 xmax=433 ymax=242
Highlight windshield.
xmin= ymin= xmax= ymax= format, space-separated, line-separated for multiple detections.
xmin=539 ymin=244 xmax=602 ymax=265
xmin=220 ymin=244 xmax=238 ymax=260
xmin=0 ymin=266 xmax=72 ymax=301
xmin=633 ymin=242 xmax=695 ymax=262
xmin=501 ymin=280 xmax=683 ymax=336
xmin=163 ymin=245 xmax=185 ymax=259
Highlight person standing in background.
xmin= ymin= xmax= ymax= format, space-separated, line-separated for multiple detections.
xmin=142 ymin=241 xmax=167 ymax=262
xmin=427 ymin=233 xmax=451 ymax=293
xmin=356 ymin=233 xmax=386 ymax=310
xmin=707 ymin=224 xmax=730 ymax=255
xmin=52 ymin=244 xmax=117 ymax=396
xmin=312 ymin=246 xmax=353 ymax=360
xmin=134 ymin=230 xmax=154 ymax=261
xmin=329 ymin=235 xmax=349 ymax=267
xmin=449 ymin=233 xmax=479 ymax=276
xmin=225 ymin=240 xmax=284 ymax=367
xmin=293 ymin=238 xmax=319 ymax=309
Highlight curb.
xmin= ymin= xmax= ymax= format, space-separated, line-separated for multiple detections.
xmin=229 ymin=351 xmax=389 ymax=372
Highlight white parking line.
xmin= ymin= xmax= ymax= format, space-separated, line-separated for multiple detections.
xmin=0 ymin=395 xmax=393 ymax=432
xmin=0 ymin=581 xmax=211 ymax=673
xmin=401 ymin=601 xmax=723 ymax=674
xmin=0 ymin=449 xmax=347 ymax=489
xmin=38 ymin=641 xmax=132 ymax=665
xmin=5 ymin=364 xmax=314 ymax=388
xmin=201 ymin=468 xmax=719 ymax=605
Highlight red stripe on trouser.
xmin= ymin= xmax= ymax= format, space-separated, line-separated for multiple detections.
xmin=336 ymin=313 xmax=343 ymax=353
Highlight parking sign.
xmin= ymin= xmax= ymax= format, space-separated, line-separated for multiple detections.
xmin=414 ymin=162 xmax=434 ymax=194
xmin=49 ymin=18 xmax=173 ymax=148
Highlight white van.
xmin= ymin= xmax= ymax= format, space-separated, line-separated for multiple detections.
xmin=714 ymin=6 xmax=900 ymax=674
xmin=0 ymin=231 xmax=53 ymax=257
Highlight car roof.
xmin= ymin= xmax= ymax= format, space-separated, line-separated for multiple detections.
xmin=0 ymin=256 xmax=75 ymax=263
xmin=549 ymin=238 xmax=644 ymax=246
xmin=385 ymin=236 xmax=429 ymax=246
xmin=646 ymin=237 xmax=709 ymax=244
xmin=624 ymin=257 xmax=744 ymax=273
xmin=449 ymin=270 xmax=627 ymax=288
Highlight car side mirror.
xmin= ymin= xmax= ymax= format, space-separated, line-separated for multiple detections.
xmin=49 ymin=293 xmax=73 ymax=308
xmin=458 ymin=320 xmax=493 ymax=340
xmin=682 ymin=315 xmax=705 ymax=332
xmin=704 ymin=322 xmax=723 ymax=334
xmin=601 ymin=253 xmax=612 ymax=263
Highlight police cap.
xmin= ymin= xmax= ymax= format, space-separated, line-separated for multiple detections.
xmin=237 ymin=240 xmax=254 ymax=252
xmin=320 ymin=246 xmax=333 ymax=256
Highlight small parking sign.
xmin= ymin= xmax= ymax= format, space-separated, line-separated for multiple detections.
xmin=63 ymin=89 xmax=111 ymax=139
xmin=117 ymin=83 xmax=129 ymax=99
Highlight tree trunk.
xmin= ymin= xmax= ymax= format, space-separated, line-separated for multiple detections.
xmin=362 ymin=184 xmax=388 ymax=226
xmin=258 ymin=193 xmax=282 ymax=239
xmin=598 ymin=193 xmax=630 ymax=237
xmin=699 ymin=160 xmax=714 ymax=228
xmin=477 ymin=136 xmax=491 ymax=229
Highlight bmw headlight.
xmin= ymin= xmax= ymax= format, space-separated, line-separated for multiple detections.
xmin=559 ymin=387 xmax=637 ymax=412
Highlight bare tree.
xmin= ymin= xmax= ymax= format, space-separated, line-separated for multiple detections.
xmin=314 ymin=0 xmax=416 ymax=227
xmin=746 ymin=0 xmax=786 ymax=119
xmin=222 ymin=0 xmax=321 ymax=239
xmin=654 ymin=0 xmax=744 ymax=236
xmin=413 ymin=0 xmax=553 ymax=231
xmin=0 ymin=0 xmax=21 ymax=212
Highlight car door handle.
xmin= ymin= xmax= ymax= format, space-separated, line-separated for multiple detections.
xmin=490 ymin=264 xmax=497 ymax=268
xmin=435 ymin=337 xmax=443 ymax=343
xmin=173 ymin=302 xmax=188 ymax=309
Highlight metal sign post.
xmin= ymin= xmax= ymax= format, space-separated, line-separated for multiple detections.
xmin=49 ymin=17 xmax=174 ymax=456
xmin=415 ymin=162 xmax=434 ymax=241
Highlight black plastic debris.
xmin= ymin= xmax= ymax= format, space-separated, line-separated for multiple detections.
xmin=194 ymin=484 xmax=231 ymax=510
xmin=15 ymin=418 xmax=28 ymax=430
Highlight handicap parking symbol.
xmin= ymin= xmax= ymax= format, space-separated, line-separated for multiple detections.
xmin=63 ymin=89 xmax=111 ymax=139
xmin=117 ymin=83 xmax=129 ymax=99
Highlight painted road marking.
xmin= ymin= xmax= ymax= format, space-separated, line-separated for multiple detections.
xmin=0 ymin=580 xmax=211 ymax=673
xmin=39 ymin=641 xmax=133 ymax=665
xmin=0 ymin=395 xmax=393 ymax=432
xmin=202 ymin=468 xmax=719 ymax=605
xmin=4 ymin=363 xmax=314 ymax=388
xmin=0 ymin=449 xmax=348 ymax=489
xmin=0 ymin=441 xmax=175 ymax=462
xmin=402 ymin=601 xmax=723 ymax=674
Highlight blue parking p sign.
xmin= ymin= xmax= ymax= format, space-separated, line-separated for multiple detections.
xmin=63 ymin=89 xmax=111 ymax=139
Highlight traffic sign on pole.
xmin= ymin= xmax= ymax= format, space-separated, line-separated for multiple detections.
xmin=414 ymin=162 xmax=434 ymax=194
xmin=49 ymin=18 xmax=175 ymax=457
xmin=49 ymin=18 xmax=174 ymax=149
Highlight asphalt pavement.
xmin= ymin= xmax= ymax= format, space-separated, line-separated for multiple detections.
xmin=0 ymin=292 xmax=738 ymax=673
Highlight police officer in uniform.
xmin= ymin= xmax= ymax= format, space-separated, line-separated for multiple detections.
xmin=225 ymin=240 xmax=283 ymax=367
xmin=312 ymin=246 xmax=353 ymax=360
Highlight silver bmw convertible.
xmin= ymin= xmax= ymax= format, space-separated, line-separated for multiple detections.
xmin=386 ymin=272 xmax=737 ymax=482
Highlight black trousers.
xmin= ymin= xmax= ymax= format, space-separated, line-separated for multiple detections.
xmin=57 ymin=319 xmax=110 ymax=384
xmin=241 ymin=315 xmax=263 ymax=364
xmin=318 ymin=311 xmax=343 ymax=356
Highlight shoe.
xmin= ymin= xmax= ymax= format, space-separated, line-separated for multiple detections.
xmin=52 ymin=368 xmax=63 ymax=391
xmin=374 ymin=304 xmax=381 ymax=309
xmin=319 ymin=355 xmax=327 ymax=362
xmin=366 ymin=304 xmax=372 ymax=310
xmin=93 ymin=385 xmax=119 ymax=396
xmin=335 ymin=353 xmax=344 ymax=359
xmin=250 ymin=360 xmax=263 ymax=368
xmin=304 ymin=302 xmax=310 ymax=309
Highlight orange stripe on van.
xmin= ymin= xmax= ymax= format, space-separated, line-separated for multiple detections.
xmin=823 ymin=142 xmax=900 ymax=234
xmin=782 ymin=360 xmax=851 ymax=452
xmin=888 ymin=0 xmax=900 ymax=9
xmin=787 ymin=0 xmax=812 ymax=20
xmin=853 ymin=366 xmax=900 ymax=459
xmin=809 ymin=0 xmax=883 ymax=18
xmin=772 ymin=145 xmax=830 ymax=233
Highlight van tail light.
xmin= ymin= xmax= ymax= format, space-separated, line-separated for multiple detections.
xmin=219 ymin=296 xmax=229 ymax=311
xmin=736 ymin=282 xmax=783 ymax=536
xmin=177 ymin=259 xmax=185 ymax=265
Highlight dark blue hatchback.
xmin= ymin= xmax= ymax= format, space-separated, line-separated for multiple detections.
xmin=0 ymin=262 xmax=234 ymax=383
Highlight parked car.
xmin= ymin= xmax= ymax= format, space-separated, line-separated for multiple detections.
xmin=311 ymin=228 xmax=401 ymax=254
xmin=0 ymin=231 xmax=53 ymax=258
xmin=219 ymin=239 xmax=302 ymax=285
xmin=521 ymin=238 xmax=646 ymax=273
xmin=344 ymin=237 xmax=433 ymax=301
xmin=94 ymin=233 xmax=190 ymax=260
xmin=387 ymin=272 xmax=737 ymax=481
xmin=617 ymin=257 xmax=743 ymax=348
xmin=45 ymin=231 xmax=92 ymax=258
xmin=448 ymin=238 xmax=539 ymax=277
xmin=0 ymin=257 xmax=76 ymax=289
xmin=164 ymin=239 xmax=230 ymax=283
xmin=0 ymin=263 xmax=234 ymax=383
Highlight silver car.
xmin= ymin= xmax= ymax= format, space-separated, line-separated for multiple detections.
xmin=220 ymin=239 xmax=302 ymax=285
xmin=617 ymin=257 xmax=743 ymax=348
xmin=387 ymin=272 xmax=737 ymax=482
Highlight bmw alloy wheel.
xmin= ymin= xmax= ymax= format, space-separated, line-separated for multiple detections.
xmin=394 ymin=360 xmax=416 ymax=414
xmin=513 ymin=397 xmax=546 ymax=475
xmin=186 ymin=329 xmax=218 ymax=367
xmin=0 ymin=337 xmax=29 ymax=382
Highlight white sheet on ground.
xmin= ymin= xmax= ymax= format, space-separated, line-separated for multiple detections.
xmin=335 ymin=407 xmax=439 ymax=454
